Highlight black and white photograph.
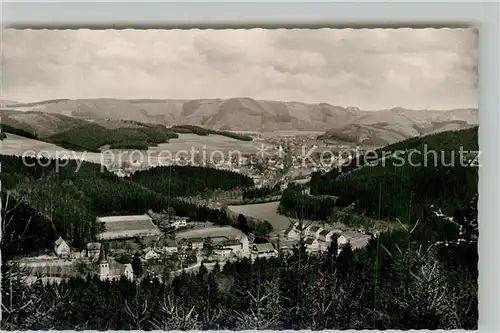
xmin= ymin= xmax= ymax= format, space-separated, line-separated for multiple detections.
xmin=1 ymin=28 xmax=478 ymax=330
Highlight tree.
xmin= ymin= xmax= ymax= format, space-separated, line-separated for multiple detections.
xmin=237 ymin=214 xmax=249 ymax=234
xmin=132 ymin=254 xmax=143 ymax=278
xmin=202 ymin=238 xmax=215 ymax=259
xmin=254 ymin=220 xmax=273 ymax=239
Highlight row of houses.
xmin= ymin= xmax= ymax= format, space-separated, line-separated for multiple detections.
xmin=284 ymin=224 xmax=349 ymax=254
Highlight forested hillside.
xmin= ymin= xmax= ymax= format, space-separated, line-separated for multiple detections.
xmin=47 ymin=123 xmax=180 ymax=151
xmin=0 ymin=155 xmax=253 ymax=251
xmin=128 ymin=165 xmax=254 ymax=198
xmin=306 ymin=127 xmax=478 ymax=224
xmin=170 ymin=125 xmax=253 ymax=141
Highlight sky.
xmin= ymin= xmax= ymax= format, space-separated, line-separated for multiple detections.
xmin=1 ymin=28 xmax=478 ymax=110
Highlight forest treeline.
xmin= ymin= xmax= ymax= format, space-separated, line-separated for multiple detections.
xmin=0 ymin=155 xmax=254 ymax=251
xmin=242 ymin=184 xmax=282 ymax=200
xmin=1 ymin=123 xmax=38 ymax=140
xmin=170 ymin=125 xmax=253 ymax=141
xmin=278 ymin=184 xmax=337 ymax=221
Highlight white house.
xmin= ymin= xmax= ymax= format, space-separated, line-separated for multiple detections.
xmin=251 ymin=243 xmax=278 ymax=260
xmin=240 ymin=235 xmax=250 ymax=256
xmin=171 ymin=217 xmax=188 ymax=229
xmin=213 ymin=246 xmax=234 ymax=258
xmin=121 ymin=263 xmax=134 ymax=281
xmin=305 ymin=238 xmax=326 ymax=253
xmin=54 ymin=237 xmax=71 ymax=258
xmin=178 ymin=239 xmax=193 ymax=251
xmin=284 ymin=226 xmax=300 ymax=240
xmin=214 ymin=238 xmax=244 ymax=257
xmin=317 ymin=229 xmax=335 ymax=243
xmin=276 ymin=238 xmax=299 ymax=255
xmin=189 ymin=238 xmax=205 ymax=250
xmin=145 ymin=249 xmax=160 ymax=261
xmin=306 ymin=225 xmax=323 ymax=239
xmin=337 ymin=235 xmax=348 ymax=247
xmin=86 ymin=242 xmax=101 ymax=260
xmin=162 ymin=239 xmax=178 ymax=254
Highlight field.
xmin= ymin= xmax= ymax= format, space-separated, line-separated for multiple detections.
xmin=262 ymin=130 xmax=325 ymax=137
xmin=1 ymin=133 xmax=273 ymax=168
xmin=0 ymin=134 xmax=104 ymax=163
xmin=228 ymin=201 xmax=292 ymax=231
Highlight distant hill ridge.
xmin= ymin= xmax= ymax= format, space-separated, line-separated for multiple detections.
xmin=1 ymin=97 xmax=478 ymax=133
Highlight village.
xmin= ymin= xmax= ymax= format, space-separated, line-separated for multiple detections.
xmin=104 ymin=131 xmax=360 ymax=191
xmin=18 ymin=209 xmax=372 ymax=285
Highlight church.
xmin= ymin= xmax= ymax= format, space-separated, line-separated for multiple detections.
xmin=98 ymin=243 xmax=134 ymax=281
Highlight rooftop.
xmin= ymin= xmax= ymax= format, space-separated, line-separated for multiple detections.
xmin=54 ymin=236 xmax=65 ymax=246
xmin=219 ymin=238 xmax=242 ymax=246
xmin=276 ymin=238 xmax=299 ymax=248
xmin=175 ymin=226 xmax=245 ymax=241
xmin=97 ymin=214 xmax=152 ymax=223
xmin=87 ymin=242 xmax=101 ymax=250
xmin=252 ymin=243 xmax=275 ymax=253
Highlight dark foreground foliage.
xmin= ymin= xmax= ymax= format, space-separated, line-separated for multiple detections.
xmin=1 ymin=195 xmax=477 ymax=330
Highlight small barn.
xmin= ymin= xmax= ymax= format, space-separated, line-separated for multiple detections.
xmin=284 ymin=226 xmax=300 ymax=240
xmin=54 ymin=237 xmax=71 ymax=257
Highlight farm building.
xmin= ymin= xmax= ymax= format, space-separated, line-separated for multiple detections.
xmin=157 ymin=238 xmax=178 ymax=254
xmin=251 ymin=243 xmax=278 ymax=260
xmin=176 ymin=226 xmax=250 ymax=257
xmin=54 ymin=237 xmax=71 ymax=258
xmin=96 ymin=214 xmax=161 ymax=241
xmin=213 ymin=238 xmax=248 ymax=258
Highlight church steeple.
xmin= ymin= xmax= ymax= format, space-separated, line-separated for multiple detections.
xmin=98 ymin=242 xmax=109 ymax=280
xmin=99 ymin=241 xmax=108 ymax=263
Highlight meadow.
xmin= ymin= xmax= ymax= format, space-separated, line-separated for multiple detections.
xmin=228 ymin=201 xmax=292 ymax=231
xmin=0 ymin=133 xmax=272 ymax=168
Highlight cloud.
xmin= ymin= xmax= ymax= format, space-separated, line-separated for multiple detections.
xmin=1 ymin=28 xmax=477 ymax=109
